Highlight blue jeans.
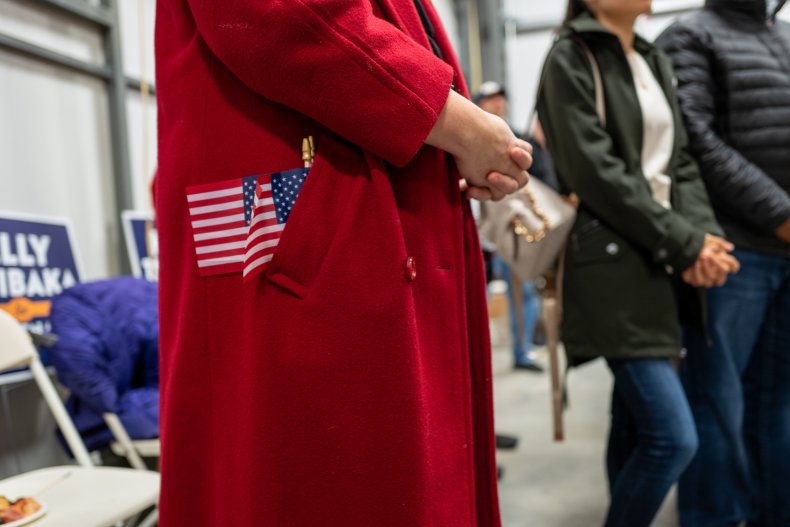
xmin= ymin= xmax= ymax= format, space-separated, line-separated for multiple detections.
xmin=605 ymin=358 xmax=698 ymax=527
xmin=679 ymin=249 xmax=790 ymax=527
xmin=492 ymin=256 xmax=540 ymax=364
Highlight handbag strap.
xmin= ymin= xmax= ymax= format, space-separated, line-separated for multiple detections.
xmin=576 ymin=38 xmax=606 ymax=127
xmin=512 ymin=186 xmax=551 ymax=244
xmin=529 ymin=35 xmax=606 ymax=131
xmin=413 ymin=0 xmax=444 ymax=60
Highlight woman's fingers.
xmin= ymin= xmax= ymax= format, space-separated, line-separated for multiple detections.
xmin=464 ymin=184 xmax=495 ymax=202
xmin=725 ymin=254 xmax=741 ymax=274
xmin=682 ymin=267 xmax=702 ymax=287
xmin=702 ymin=250 xmax=741 ymax=275
xmin=714 ymin=252 xmax=741 ymax=274
xmin=695 ymin=260 xmax=716 ymax=288
xmin=508 ymin=168 xmax=530 ymax=190
xmin=488 ymin=185 xmax=508 ymax=202
xmin=466 ymin=187 xmax=493 ymax=201
xmin=510 ymin=145 xmax=534 ymax=172
xmin=515 ymin=138 xmax=533 ymax=153
xmin=704 ymin=234 xmax=735 ymax=253
xmin=507 ymin=149 xmax=532 ymax=188
xmin=486 ymin=172 xmax=520 ymax=196
xmin=699 ymin=255 xmax=729 ymax=287
xmin=705 ymin=260 xmax=727 ymax=287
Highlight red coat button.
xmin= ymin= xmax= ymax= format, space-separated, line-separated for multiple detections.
xmin=405 ymin=256 xmax=417 ymax=282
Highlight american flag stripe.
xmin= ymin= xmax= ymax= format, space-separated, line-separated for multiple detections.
xmin=194 ymin=237 xmax=247 ymax=252
xmin=197 ymin=254 xmax=245 ymax=266
xmin=247 ymin=213 xmax=274 ymax=232
xmin=190 ymin=209 xmax=245 ymax=224
xmin=194 ymin=226 xmax=248 ymax=242
xmin=187 ymin=182 xmax=241 ymax=201
xmin=246 ymin=237 xmax=280 ymax=255
xmin=187 ymin=187 xmax=238 ymax=201
xmin=243 ymin=175 xmax=277 ymax=280
xmin=198 ymin=257 xmax=245 ymax=275
xmin=244 ymin=254 xmax=274 ymax=276
xmin=192 ymin=227 xmax=244 ymax=241
xmin=247 ymin=223 xmax=285 ymax=245
xmin=195 ymin=240 xmax=247 ymax=255
xmin=189 ymin=201 xmax=241 ymax=215
xmin=191 ymin=214 xmax=244 ymax=229
xmin=252 ymin=211 xmax=277 ymax=222
xmin=198 ymin=249 xmax=247 ymax=261
xmin=186 ymin=175 xmax=258 ymax=276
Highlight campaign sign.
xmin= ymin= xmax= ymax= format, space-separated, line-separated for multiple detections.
xmin=0 ymin=212 xmax=82 ymax=335
xmin=121 ymin=210 xmax=158 ymax=281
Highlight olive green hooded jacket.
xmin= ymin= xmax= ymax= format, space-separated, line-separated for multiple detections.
xmin=537 ymin=14 xmax=723 ymax=360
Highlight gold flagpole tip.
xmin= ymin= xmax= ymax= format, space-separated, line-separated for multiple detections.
xmin=302 ymin=136 xmax=315 ymax=168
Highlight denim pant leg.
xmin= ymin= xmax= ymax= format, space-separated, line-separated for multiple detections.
xmin=606 ymin=384 xmax=638 ymax=493
xmin=513 ymin=281 xmax=539 ymax=359
xmin=605 ymin=358 xmax=698 ymax=527
xmin=746 ymin=256 xmax=790 ymax=527
xmin=679 ymin=250 xmax=784 ymax=527
xmin=493 ymin=256 xmax=539 ymax=363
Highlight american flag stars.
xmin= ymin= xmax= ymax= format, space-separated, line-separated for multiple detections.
xmin=271 ymin=169 xmax=308 ymax=224
xmin=242 ymin=175 xmax=259 ymax=226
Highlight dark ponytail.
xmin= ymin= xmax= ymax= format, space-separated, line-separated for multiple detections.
xmin=563 ymin=0 xmax=592 ymax=26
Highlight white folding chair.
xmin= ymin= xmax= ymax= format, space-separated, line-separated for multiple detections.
xmin=103 ymin=413 xmax=161 ymax=526
xmin=0 ymin=310 xmax=160 ymax=526
xmin=104 ymin=413 xmax=160 ymax=471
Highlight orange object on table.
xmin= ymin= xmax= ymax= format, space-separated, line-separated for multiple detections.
xmin=0 ymin=495 xmax=42 ymax=524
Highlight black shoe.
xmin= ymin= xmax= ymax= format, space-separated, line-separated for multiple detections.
xmin=514 ymin=361 xmax=545 ymax=373
xmin=495 ymin=434 xmax=519 ymax=449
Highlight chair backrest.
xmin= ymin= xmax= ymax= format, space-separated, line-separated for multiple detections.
xmin=0 ymin=309 xmax=94 ymax=468
xmin=0 ymin=310 xmax=36 ymax=372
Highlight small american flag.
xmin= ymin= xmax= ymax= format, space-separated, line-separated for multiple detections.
xmin=243 ymin=168 xmax=309 ymax=280
xmin=186 ymin=168 xmax=309 ymax=278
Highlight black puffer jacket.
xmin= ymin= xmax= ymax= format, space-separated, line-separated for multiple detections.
xmin=657 ymin=0 xmax=790 ymax=255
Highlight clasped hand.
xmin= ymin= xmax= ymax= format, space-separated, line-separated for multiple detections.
xmin=425 ymin=91 xmax=532 ymax=202
xmin=681 ymin=234 xmax=740 ymax=288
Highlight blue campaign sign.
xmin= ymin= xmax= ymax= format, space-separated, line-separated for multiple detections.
xmin=121 ymin=210 xmax=158 ymax=281
xmin=0 ymin=212 xmax=82 ymax=335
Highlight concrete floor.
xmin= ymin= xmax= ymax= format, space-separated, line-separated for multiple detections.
xmin=490 ymin=311 xmax=680 ymax=527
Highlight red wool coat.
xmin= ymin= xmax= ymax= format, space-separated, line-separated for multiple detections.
xmin=155 ymin=1 xmax=499 ymax=525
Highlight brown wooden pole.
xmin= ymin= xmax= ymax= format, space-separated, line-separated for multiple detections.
xmin=543 ymin=293 xmax=564 ymax=442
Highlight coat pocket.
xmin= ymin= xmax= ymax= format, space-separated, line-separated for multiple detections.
xmin=568 ymin=220 xmax=629 ymax=267
xmin=266 ymin=134 xmax=364 ymax=299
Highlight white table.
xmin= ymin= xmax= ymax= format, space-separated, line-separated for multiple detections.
xmin=0 ymin=466 xmax=159 ymax=527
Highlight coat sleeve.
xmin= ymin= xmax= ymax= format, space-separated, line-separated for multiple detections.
xmin=536 ymin=39 xmax=704 ymax=272
xmin=656 ymin=25 xmax=790 ymax=234
xmin=672 ymin=119 xmax=724 ymax=237
xmin=183 ymin=0 xmax=455 ymax=167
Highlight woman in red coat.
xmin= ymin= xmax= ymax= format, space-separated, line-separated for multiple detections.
xmin=155 ymin=0 xmax=531 ymax=525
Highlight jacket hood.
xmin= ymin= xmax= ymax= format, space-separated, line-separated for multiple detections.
xmin=706 ymin=0 xmax=787 ymax=22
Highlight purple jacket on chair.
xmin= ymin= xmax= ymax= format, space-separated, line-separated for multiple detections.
xmin=49 ymin=277 xmax=158 ymax=451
